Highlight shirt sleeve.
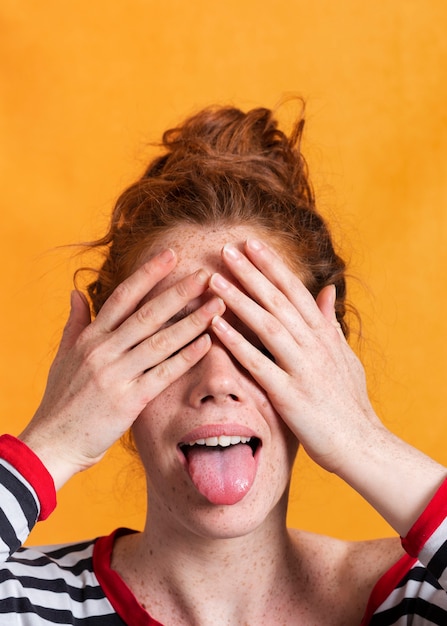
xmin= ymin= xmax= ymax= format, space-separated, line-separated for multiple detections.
xmin=402 ymin=477 xmax=447 ymax=590
xmin=361 ymin=479 xmax=447 ymax=624
xmin=0 ymin=434 xmax=56 ymax=561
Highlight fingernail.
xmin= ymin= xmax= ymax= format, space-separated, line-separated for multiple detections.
xmin=195 ymin=334 xmax=211 ymax=350
xmin=194 ymin=269 xmax=210 ymax=285
xmin=246 ymin=238 xmax=264 ymax=251
xmin=212 ymin=315 xmax=231 ymax=332
xmin=159 ymin=248 xmax=175 ymax=263
xmin=210 ymin=273 xmax=230 ymax=290
xmin=205 ymin=297 xmax=225 ymax=313
xmin=223 ymin=244 xmax=241 ymax=260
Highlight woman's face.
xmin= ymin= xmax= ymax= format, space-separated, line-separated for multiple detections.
xmin=132 ymin=224 xmax=299 ymax=539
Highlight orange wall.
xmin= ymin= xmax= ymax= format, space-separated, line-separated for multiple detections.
xmin=1 ymin=1 xmax=447 ymax=544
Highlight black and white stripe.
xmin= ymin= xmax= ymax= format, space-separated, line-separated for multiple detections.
xmin=2 ymin=542 xmax=125 ymax=624
xmin=370 ymin=563 xmax=447 ymax=624
xmin=420 ymin=517 xmax=447 ymax=591
xmin=0 ymin=459 xmax=39 ymax=560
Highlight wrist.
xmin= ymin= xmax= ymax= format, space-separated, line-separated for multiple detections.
xmin=18 ymin=426 xmax=84 ymax=491
xmin=335 ymin=425 xmax=447 ymax=536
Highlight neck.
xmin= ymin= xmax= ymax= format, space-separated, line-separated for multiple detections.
xmin=113 ymin=492 xmax=301 ymax=624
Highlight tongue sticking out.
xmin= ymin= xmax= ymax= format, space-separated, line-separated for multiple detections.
xmin=187 ymin=444 xmax=256 ymax=505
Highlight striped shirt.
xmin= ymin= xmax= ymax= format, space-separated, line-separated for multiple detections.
xmin=1 ymin=435 xmax=447 ymax=625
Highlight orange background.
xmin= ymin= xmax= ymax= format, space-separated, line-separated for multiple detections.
xmin=1 ymin=1 xmax=447 ymax=544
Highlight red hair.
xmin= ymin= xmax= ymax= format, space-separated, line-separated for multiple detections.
xmin=82 ymin=104 xmax=350 ymax=336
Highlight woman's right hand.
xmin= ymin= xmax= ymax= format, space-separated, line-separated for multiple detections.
xmin=19 ymin=248 xmax=224 ymax=490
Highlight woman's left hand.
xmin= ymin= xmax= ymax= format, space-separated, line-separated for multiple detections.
xmin=208 ymin=238 xmax=446 ymax=536
xmin=209 ymin=238 xmax=378 ymax=475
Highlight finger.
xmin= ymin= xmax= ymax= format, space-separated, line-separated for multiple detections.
xmin=209 ymin=273 xmax=296 ymax=368
xmin=220 ymin=243 xmax=322 ymax=337
xmin=57 ymin=290 xmax=92 ymax=355
xmin=315 ymin=285 xmax=336 ymax=322
xmin=241 ymin=238 xmax=325 ymax=328
xmin=316 ymin=285 xmax=347 ymax=342
xmin=110 ymin=267 xmax=212 ymax=352
xmin=137 ymin=333 xmax=212 ymax=402
xmin=95 ymin=248 xmax=177 ymax=332
xmin=210 ymin=315 xmax=288 ymax=402
xmin=123 ymin=295 xmax=225 ymax=377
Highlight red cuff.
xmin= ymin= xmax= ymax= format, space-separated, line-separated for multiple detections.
xmin=0 ymin=434 xmax=56 ymax=520
xmin=401 ymin=477 xmax=447 ymax=557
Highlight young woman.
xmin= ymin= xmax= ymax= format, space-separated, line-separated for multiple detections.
xmin=1 ymin=105 xmax=446 ymax=625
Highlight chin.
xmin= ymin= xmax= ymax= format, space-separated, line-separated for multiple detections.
xmin=150 ymin=480 xmax=291 ymax=542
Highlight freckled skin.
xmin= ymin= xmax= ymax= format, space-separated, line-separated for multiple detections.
xmin=111 ymin=224 xmax=404 ymax=625
xmin=134 ymin=225 xmax=298 ymax=538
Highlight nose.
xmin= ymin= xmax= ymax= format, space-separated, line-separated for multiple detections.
xmin=187 ymin=340 xmax=244 ymax=407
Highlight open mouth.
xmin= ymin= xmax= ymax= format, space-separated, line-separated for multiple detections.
xmin=179 ymin=435 xmax=261 ymax=459
xmin=178 ymin=435 xmax=262 ymax=505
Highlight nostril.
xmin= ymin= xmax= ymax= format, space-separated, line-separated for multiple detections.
xmin=200 ymin=393 xmax=240 ymax=404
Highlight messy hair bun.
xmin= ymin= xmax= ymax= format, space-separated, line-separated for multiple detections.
xmin=85 ymin=104 xmax=349 ymax=336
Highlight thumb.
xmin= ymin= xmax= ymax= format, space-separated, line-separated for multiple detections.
xmin=316 ymin=284 xmax=337 ymax=323
xmin=59 ymin=290 xmax=92 ymax=352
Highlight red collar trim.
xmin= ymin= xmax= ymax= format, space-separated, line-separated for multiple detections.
xmin=360 ymin=552 xmax=416 ymax=624
xmin=93 ymin=528 xmax=164 ymax=626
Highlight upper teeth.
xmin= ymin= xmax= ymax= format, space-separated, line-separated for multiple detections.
xmin=186 ymin=435 xmax=251 ymax=447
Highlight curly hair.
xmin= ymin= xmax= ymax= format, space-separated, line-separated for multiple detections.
xmin=83 ymin=103 xmax=349 ymax=336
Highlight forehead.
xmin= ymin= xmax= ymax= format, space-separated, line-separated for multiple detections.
xmin=143 ymin=224 xmax=268 ymax=281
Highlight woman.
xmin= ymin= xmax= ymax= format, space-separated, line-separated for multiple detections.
xmin=1 ymin=105 xmax=446 ymax=625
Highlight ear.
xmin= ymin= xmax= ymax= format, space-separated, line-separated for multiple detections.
xmin=315 ymin=284 xmax=337 ymax=323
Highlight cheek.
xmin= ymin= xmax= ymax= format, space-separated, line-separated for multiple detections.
xmin=266 ymin=405 xmax=299 ymax=465
xmin=132 ymin=387 xmax=177 ymax=454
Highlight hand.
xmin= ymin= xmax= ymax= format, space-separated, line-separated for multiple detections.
xmin=208 ymin=238 xmax=379 ymax=475
xmin=20 ymin=248 xmax=225 ymax=489
xmin=208 ymin=238 xmax=446 ymax=535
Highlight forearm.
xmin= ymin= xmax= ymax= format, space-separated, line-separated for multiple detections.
xmin=335 ymin=421 xmax=447 ymax=537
